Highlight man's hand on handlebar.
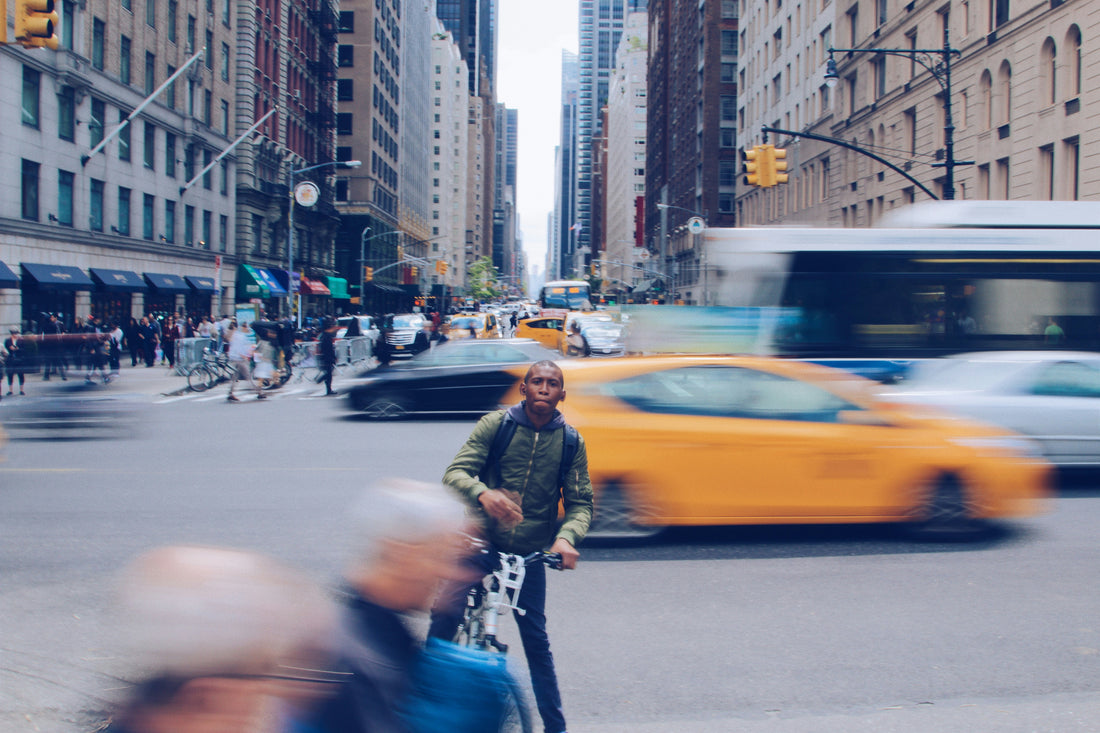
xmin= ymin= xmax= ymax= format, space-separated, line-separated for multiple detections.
xmin=549 ymin=537 xmax=579 ymax=570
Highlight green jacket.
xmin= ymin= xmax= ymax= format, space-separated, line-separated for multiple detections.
xmin=443 ymin=405 xmax=593 ymax=553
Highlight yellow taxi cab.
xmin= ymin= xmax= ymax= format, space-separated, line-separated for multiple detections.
xmin=503 ymin=355 xmax=1051 ymax=540
xmin=446 ymin=313 xmax=502 ymax=340
xmin=515 ymin=315 xmax=565 ymax=350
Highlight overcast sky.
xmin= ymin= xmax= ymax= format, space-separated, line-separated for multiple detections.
xmin=496 ymin=0 xmax=579 ymax=287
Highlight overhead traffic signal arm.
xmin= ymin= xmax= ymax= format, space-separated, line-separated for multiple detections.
xmin=15 ymin=0 xmax=59 ymax=50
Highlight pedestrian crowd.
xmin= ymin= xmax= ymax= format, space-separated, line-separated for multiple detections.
xmin=98 ymin=359 xmax=592 ymax=733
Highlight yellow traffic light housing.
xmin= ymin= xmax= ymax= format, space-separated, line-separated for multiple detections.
xmin=742 ymin=146 xmax=762 ymax=187
xmin=364 ymin=266 xmax=373 ymax=282
xmin=15 ymin=0 xmax=59 ymax=50
xmin=410 ymin=266 xmax=419 ymax=278
xmin=773 ymin=147 xmax=789 ymax=185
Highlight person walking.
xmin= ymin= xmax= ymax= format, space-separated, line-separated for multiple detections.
xmin=42 ymin=313 xmax=67 ymax=381
xmin=107 ymin=322 xmax=123 ymax=376
xmin=428 ymin=360 xmax=593 ymax=733
xmin=138 ymin=317 xmax=158 ymax=367
xmin=3 ymin=327 xmax=27 ymax=396
xmin=161 ymin=316 xmax=180 ymax=370
xmin=225 ymin=321 xmax=254 ymax=402
xmin=85 ymin=333 xmax=110 ymax=384
xmin=319 ymin=316 xmax=339 ymax=396
xmin=125 ymin=317 xmax=141 ymax=367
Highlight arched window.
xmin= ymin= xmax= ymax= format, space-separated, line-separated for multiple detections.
xmin=997 ymin=60 xmax=1012 ymax=126
xmin=1065 ymin=25 xmax=1082 ymax=98
xmin=979 ymin=70 xmax=993 ymax=130
xmin=1040 ymin=38 xmax=1057 ymax=106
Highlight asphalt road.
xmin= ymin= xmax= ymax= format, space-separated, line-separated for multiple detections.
xmin=2 ymin=394 xmax=1099 ymax=732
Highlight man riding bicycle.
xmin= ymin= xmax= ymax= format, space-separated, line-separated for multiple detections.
xmin=429 ymin=360 xmax=593 ymax=733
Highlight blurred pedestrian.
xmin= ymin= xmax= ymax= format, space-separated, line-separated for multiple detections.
xmin=104 ymin=545 xmax=339 ymax=733
xmin=86 ymin=333 xmax=110 ymax=384
xmin=565 ymin=321 xmax=589 ymax=357
xmin=226 ymin=321 xmax=254 ymax=402
xmin=319 ymin=317 xmax=338 ymax=396
xmin=3 ymin=327 xmax=26 ymax=396
xmin=125 ymin=317 xmax=141 ymax=367
xmin=139 ymin=317 xmax=158 ymax=368
xmin=161 ymin=316 xmax=181 ymax=370
xmin=309 ymin=478 xmax=474 ymax=733
xmin=108 ymin=322 xmax=124 ymax=376
xmin=42 ymin=313 xmax=67 ymax=381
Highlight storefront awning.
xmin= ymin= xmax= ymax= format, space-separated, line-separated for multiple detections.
xmin=254 ymin=267 xmax=288 ymax=296
xmin=90 ymin=268 xmax=146 ymax=292
xmin=0 ymin=261 xmax=19 ymax=288
xmin=299 ymin=276 xmax=331 ymax=296
xmin=143 ymin=272 xmax=191 ymax=293
xmin=237 ymin=264 xmax=268 ymax=298
xmin=324 ymin=276 xmax=349 ymax=299
xmin=185 ymin=275 xmax=217 ymax=293
xmin=21 ymin=263 xmax=95 ymax=290
xmin=270 ymin=269 xmax=299 ymax=294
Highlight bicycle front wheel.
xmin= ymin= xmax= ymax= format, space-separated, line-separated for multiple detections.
xmin=186 ymin=364 xmax=212 ymax=392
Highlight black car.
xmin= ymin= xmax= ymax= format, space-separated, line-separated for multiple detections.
xmin=345 ymin=338 xmax=562 ymax=419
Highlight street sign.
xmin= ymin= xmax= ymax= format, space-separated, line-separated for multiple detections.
xmin=639 ymin=249 xmax=651 ymax=260
xmin=687 ymin=217 xmax=706 ymax=235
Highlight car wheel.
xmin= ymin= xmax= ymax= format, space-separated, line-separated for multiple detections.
xmin=362 ymin=394 xmax=411 ymax=420
xmin=587 ymin=481 xmax=663 ymax=542
xmin=905 ymin=474 xmax=988 ymax=541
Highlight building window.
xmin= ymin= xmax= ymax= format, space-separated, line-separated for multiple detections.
xmin=338 ymin=79 xmax=353 ymax=101
xmin=221 ymin=42 xmax=230 ymax=81
xmin=22 ymin=67 xmax=39 ymax=128
xmin=203 ymin=210 xmax=212 ymax=250
xmin=184 ymin=204 xmax=194 ymax=245
xmin=57 ymin=170 xmax=74 ymax=226
xmin=144 ymin=51 xmax=156 ymax=94
xmin=1065 ymin=136 xmax=1080 ymax=200
xmin=339 ymin=11 xmax=354 ymax=32
xmin=92 ymin=18 xmax=105 ymax=69
xmin=168 ymin=0 xmax=177 ymax=41
xmin=165 ymin=133 xmax=176 ymax=178
xmin=146 ymin=0 xmax=156 ymax=27
xmin=90 ymin=179 xmax=105 ymax=232
xmin=220 ymin=161 xmax=228 ymax=195
xmin=203 ymin=150 xmax=213 ymax=189
xmin=143 ymin=194 xmax=155 ymax=240
xmin=58 ymin=86 xmax=76 ymax=141
xmin=1039 ymin=144 xmax=1054 ymax=200
xmin=219 ymin=215 xmax=227 ymax=252
xmin=118 ymin=187 xmax=131 ymax=235
xmin=187 ymin=15 xmax=195 ymax=51
xmin=144 ymin=121 xmax=156 ymax=169
xmin=120 ymin=36 xmax=131 ymax=85
xmin=221 ymin=99 xmax=230 ymax=135
xmin=90 ymin=99 xmax=105 ymax=147
xmin=222 ymin=0 xmax=229 ymax=25
xmin=61 ymin=0 xmax=74 ymax=48
xmin=336 ymin=179 xmax=348 ymax=201
xmin=873 ymin=56 xmax=887 ymax=99
xmin=121 ymin=0 xmax=130 ymax=10
xmin=119 ymin=111 xmax=131 ymax=160
xmin=166 ymin=65 xmax=176 ymax=108
xmin=337 ymin=113 xmax=353 ymax=134
xmin=203 ymin=90 xmax=212 ymax=125
xmin=164 ymin=200 xmax=176 ymax=242
xmin=21 ymin=160 xmax=39 ymax=220
xmin=338 ymin=45 xmax=354 ymax=67
xmin=184 ymin=144 xmax=195 ymax=180
xmin=205 ymin=31 xmax=213 ymax=68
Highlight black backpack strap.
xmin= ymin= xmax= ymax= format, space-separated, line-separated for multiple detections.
xmin=558 ymin=424 xmax=580 ymax=491
xmin=481 ymin=412 xmax=518 ymax=485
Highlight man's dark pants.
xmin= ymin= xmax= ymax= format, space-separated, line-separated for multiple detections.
xmin=428 ymin=546 xmax=567 ymax=733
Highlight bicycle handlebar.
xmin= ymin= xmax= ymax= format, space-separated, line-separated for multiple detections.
xmin=521 ymin=551 xmax=563 ymax=571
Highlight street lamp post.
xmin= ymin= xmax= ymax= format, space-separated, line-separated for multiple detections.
xmin=655 ymin=203 xmax=708 ymax=305
xmin=288 ymin=159 xmax=361 ymax=327
xmin=824 ymin=27 xmax=967 ymax=200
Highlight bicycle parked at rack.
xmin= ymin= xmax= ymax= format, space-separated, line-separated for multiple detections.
xmin=447 ymin=544 xmax=563 ymax=733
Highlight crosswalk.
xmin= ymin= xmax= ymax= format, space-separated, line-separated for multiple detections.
xmin=155 ymin=383 xmax=343 ymax=404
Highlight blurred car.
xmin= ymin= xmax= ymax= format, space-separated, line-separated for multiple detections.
xmin=380 ymin=313 xmax=429 ymax=359
xmin=502 ymin=356 xmax=1050 ymax=540
xmin=580 ymin=321 xmax=626 ymax=357
xmin=345 ymin=338 xmax=561 ymax=419
xmin=0 ymin=381 xmax=149 ymax=439
xmin=880 ymin=351 xmax=1100 ymax=467
xmin=515 ymin=315 xmax=565 ymax=350
xmin=336 ymin=315 xmax=381 ymax=345
xmin=559 ymin=313 xmax=615 ymax=355
xmin=446 ymin=312 xmax=502 ymax=340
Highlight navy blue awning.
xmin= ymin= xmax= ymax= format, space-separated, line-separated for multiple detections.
xmin=143 ymin=272 xmax=191 ymax=293
xmin=21 ymin=263 xmax=94 ymax=290
xmin=185 ymin=275 xmax=217 ymax=292
xmin=0 ymin=261 xmax=18 ymax=288
xmin=90 ymin=268 xmax=146 ymax=292
xmin=253 ymin=267 xmax=288 ymax=297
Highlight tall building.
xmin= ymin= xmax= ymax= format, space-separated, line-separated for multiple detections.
xmin=436 ymin=0 xmax=497 ymax=97
xmin=0 ymin=0 xmax=239 ymax=331
xmin=645 ymin=0 xmax=737 ymax=305
xmin=430 ymin=24 xmax=471 ymax=299
xmin=574 ymin=0 xmax=647 ymax=273
xmin=603 ymin=12 xmax=648 ymax=296
xmin=398 ymin=0 xmax=435 ymax=293
xmin=492 ymin=104 xmax=518 ymax=278
xmin=551 ymin=50 xmax=579 ymax=280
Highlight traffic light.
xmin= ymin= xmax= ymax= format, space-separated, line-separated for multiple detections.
xmin=743 ymin=145 xmax=763 ymax=187
xmin=440 ymin=261 xmax=448 ymax=274
xmin=15 ymin=0 xmax=60 ymax=50
xmin=772 ymin=146 xmax=789 ymax=185
xmin=410 ymin=266 xmax=419 ymax=277
xmin=364 ymin=266 xmax=373 ymax=282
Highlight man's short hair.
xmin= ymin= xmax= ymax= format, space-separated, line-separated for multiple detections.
xmin=523 ymin=360 xmax=563 ymax=385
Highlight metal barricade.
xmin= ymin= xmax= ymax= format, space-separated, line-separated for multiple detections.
xmin=346 ymin=336 xmax=373 ymax=364
xmin=334 ymin=339 xmax=351 ymax=366
xmin=174 ymin=338 xmax=214 ymax=375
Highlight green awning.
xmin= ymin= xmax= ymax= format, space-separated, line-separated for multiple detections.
xmin=237 ymin=264 xmax=269 ymax=298
xmin=325 ymin=276 xmax=349 ymax=299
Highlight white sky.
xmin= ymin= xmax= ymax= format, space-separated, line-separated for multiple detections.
xmin=496 ymin=0 xmax=579 ymax=285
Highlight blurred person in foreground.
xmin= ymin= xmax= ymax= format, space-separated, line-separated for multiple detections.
xmin=428 ymin=360 xmax=593 ymax=733
xmin=226 ymin=321 xmax=256 ymax=402
xmin=105 ymin=545 xmax=339 ymax=733
xmin=310 ymin=477 xmax=474 ymax=733
xmin=319 ymin=317 xmax=339 ymax=396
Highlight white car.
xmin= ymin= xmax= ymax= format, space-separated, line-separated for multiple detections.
xmin=881 ymin=351 xmax=1100 ymax=467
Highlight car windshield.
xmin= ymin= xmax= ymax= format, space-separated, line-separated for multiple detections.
xmin=584 ymin=324 xmax=623 ymax=338
xmin=410 ymin=341 xmax=540 ymax=366
xmin=450 ymin=317 xmax=483 ymax=330
xmin=391 ymin=315 xmax=423 ymax=329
